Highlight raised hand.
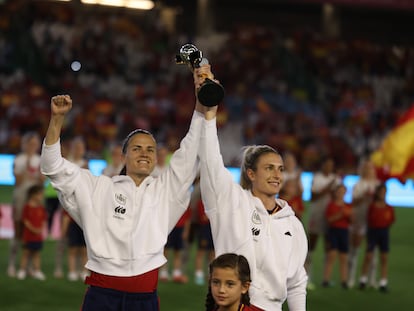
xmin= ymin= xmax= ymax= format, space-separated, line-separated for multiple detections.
xmin=193 ymin=64 xmax=219 ymax=119
xmin=51 ymin=95 xmax=72 ymax=116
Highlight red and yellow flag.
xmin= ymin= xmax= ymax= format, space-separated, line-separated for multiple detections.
xmin=371 ymin=104 xmax=414 ymax=182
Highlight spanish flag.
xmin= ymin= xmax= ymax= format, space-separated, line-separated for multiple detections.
xmin=371 ymin=104 xmax=414 ymax=182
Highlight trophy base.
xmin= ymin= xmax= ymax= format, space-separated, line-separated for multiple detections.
xmin=197 ymin=79 xmax=225 ymax=107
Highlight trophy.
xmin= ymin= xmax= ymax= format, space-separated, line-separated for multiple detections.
xmin=176 ymin=44 xmax=224 ymax=107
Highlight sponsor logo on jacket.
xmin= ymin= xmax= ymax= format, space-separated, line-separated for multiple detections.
xmin=252 ymin=227 xmax=260 ymax=236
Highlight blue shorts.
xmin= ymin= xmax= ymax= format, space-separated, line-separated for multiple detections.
xmin=68 ymin=222 xmax=86 ymax=247
xmin=165 ymin=227 xmax=185 ymax=250
xmin=24 ymin=241 xmax=43 ymax=251
xmin=366 ymin=227 xmax=390 ymax=253
xmin=197 ymin=223 xmax=214 ymax=250
xmin=81 ymin=286 xmax=159 ymax=311
xmin=327 ymin=227 xmax=349 ymax=253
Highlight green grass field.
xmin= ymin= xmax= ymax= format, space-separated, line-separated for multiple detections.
xmin=0 ymin=185 xmax=413 ymax=310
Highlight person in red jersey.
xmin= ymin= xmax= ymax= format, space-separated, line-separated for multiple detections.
xmin=206 ymin=253 xmax=263 ymax=311
xmin=16 ymin=184 xmax=47 ymax=281
xmin=359 ymin=183 xmax=395 ymax=293
xmin=279 ymin=178 xmax=305 ymax=221
xmin=8 ymin=132 xmax=45 ymax=277
xmin=322 ymin=184 xmax=353 ymax=289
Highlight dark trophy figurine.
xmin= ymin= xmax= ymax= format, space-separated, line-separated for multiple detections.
xmin=176 ymin=43 xmax=224 ymax=107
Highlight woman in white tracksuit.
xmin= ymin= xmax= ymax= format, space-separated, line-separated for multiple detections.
xmin=199 ymin=104 xmax=308 ymax=310
xmin=40 ymin=65 xmax=213 ymax=311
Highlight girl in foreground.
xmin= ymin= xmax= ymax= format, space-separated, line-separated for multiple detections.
xmin=206 ymin=253 xmax=260 ymax=311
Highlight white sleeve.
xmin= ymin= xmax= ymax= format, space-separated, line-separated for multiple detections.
xmin=199 ymin=117 xmax=236 ymax=212
xmin=199 ymin=117 xmax=251 ymax=254
xmin=287 ymin=219 xmax=308 ymax=311
xmin=157 ymin=110 xmax=203 ymax=230
xmin=40 ymin=139 xmax=95 ymax=221
xmin=286 ymin=267 xmax=307 ymax=311
xmin=41 ymin=139 xmax=81 ymax=194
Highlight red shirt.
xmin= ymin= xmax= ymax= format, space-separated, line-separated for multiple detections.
xmin=368 ymin=202 xmax=395 ymax=228
xmin=175 ymin=207 xmax=191 ymax=227
xmin=197 ymin=200 xmax=210 ymax=225
xmin=22 ymin=204 xmax=47 ymax=242
xmin=287 ymin=195 xmax=305 ymax=219
xmin=325 ymin=201 xmax=352 ymax=229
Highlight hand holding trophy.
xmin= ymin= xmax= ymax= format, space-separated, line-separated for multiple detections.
xmin=176 ymin=44 xmax=224 ymax=107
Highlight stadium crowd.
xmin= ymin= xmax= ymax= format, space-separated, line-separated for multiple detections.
xmin=1 ymin=1 xmax=414 ymax=174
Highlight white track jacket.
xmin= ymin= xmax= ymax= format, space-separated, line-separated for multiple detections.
xmin=40 ymin=111 xmax=203 ymax=277
xmin=200 ymin=118 xmax=308 ymax=311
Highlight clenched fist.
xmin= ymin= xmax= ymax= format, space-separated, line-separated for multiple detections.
xmin=51 ymin=95 xmax=72 ymax=116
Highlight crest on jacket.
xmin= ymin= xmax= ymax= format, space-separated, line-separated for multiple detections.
xmin=115 ymin=193 xmax=127 ymax=205
xmin=252 ymin=210 xmax=262 ymax=224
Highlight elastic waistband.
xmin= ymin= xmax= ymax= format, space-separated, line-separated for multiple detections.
xmin=85 ymin=268 xmax=159 ymax=293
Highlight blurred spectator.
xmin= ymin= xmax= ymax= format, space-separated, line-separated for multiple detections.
xmin=102 ymin=143 xmax=125 ymax=177
xmin=282 ymin=151 xmax=303 ymax=193
xmin=322 ymin=184 xmax=353 ymax=289
xmin=348 ymin=159 xmax=380 ymax=288
xmin=8 ymin=131 xmax=45 ymax=278
xmin=151 ymin=144 xmax=170 ymax=178
xmin=16 ymin=184 xmax=47 ymax=281
xmin=305 ymin=157 xmax=342 ymax=289
xmin=279 ymin=178 xmax=305 ymax=221
xmin=193 ymin=199 xmax=215 ymax=286
xmin=64 ymin=136 xmax=89 ymax=282
xmin=1 ymin=0 xmax=413 ymax=178
xmin=159 ymin=208 xmax=191 ymax=283
xmin=359 ymin=183 xmax=395 ymax=293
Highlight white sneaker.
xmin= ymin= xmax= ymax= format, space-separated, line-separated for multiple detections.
xmin=32 ymin=270 xmax=46 ymax=281
xmin=194 ymin=271 xmax=205 ymax=286
xmin=68 ymin=271 xmax=79 ymax=281
xmin=159 ymin=269 xmax=170 ymax=282
xmin=7 ymin=265 xmax=16 ymax=278
xmin=17 ymin=269 xmax=26 ymax=280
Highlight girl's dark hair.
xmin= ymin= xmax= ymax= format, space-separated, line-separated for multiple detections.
xmin=205 ymin=253 xmax=251 ymax=311
xmin=240 ymin=145 xmax=279 ymax=190
xmin=119 ymin=129 xmax=155 ymax=175
xmin=27 ymin=184 xmax=44 ymax=200
xmin=373 ymin=182 xmax=387 ymax=201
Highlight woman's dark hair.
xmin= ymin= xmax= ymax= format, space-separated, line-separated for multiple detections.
xmin=205 ymin=253 xmax=251 ymax=311
xmin=121 ymin=129 xmax=154 ymax=154
xmin=119 ymin=129 xmax=155 ymax=175
xmin=240 ymin=145 xmax=279 ymax=190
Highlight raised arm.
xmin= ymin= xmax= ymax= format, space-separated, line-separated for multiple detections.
xmin=45 ymin=95 xmax=72 ymax=145
xmin=159 ymin=64 xmax=220 ymax=230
